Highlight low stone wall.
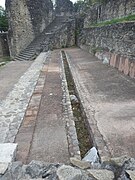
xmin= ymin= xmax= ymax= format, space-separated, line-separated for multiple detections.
xmin=0 ymin=33 xmax=9 ymax=57
xmin=84 ymin=0 xmax=135 ymax=27
xmin=77 ymin=22 xmax=135 ymax=78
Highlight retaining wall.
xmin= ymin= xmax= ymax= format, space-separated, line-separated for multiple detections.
xmin=84 ymin=0 xmax=135 ymax=27
xmin=78 ymin=22 xmax=135 ymax=78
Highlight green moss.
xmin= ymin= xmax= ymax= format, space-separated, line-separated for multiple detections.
xmin=89 ymin=14 xmax=135 ymax=27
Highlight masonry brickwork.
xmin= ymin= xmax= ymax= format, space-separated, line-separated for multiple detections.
xmin=84 ymin=0 xmax=135 ymax=27
xmin=6 ymin=0 xmax=53 ymax=58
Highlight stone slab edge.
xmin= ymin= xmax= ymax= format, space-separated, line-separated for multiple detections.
xmin=60 ymin=51 xmax=81 ymax=160
xmin=64 ymin=51 xmax=111 ymax=162
xmin=0 ymin=143 xmax=17 ymax=175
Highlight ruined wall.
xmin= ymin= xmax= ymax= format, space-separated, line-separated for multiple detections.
xmin=6 ymin=0 xmax=53 ymax=58
xmin=55 ymin=0 xmax=74 ymax=16
xmin=84 ymin=0 xmax=135 ymax=27
xmin=0 ymin=33 xmax=9 ymax=57
xmin=78 ymin=22 xmax=135 ymax=78
xmin=40 ymin=20 xmax=75 ymax=51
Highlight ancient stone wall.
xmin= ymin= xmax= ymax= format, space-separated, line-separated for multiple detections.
xmin=55 ymin=0 xmax=74 ymax=16
xmin=6 ymin=0 xmax=53 ymax=58
xmin=77 ymin=22 xmax=135 ymax=78
xmin=0 ymin=33 xmax=9 ymax=57
xmin=84 ymin=0 xmax=135 ymax=27
xmin=40 ymin=20 xmax=75 ymax=51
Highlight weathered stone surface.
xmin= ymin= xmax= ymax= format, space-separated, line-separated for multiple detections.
xmin=110 ymin=156 xmax=130 ymax=167
xmin=57 ymin=165 xmax=83 ymax=180
xmin=0 ymin=53 xmax=49 ymax=144
xmin=55 ymin=0 xmax=74 ymax=15
xmin=78 ymin=22 xmax=135 ymax=60
xmin=0 ymin=163 xmax=9 ymax=175
xmin=70 ymin=157 xmax=91 ymax=170
xmin=0 ymin=143 xmax=17 ymax=163
xmin=83 ymin=147 xmax=99 ymax=164
xmin=126 ymin=170 xmax=135 ymax=179
xmin=87 ymin=169 xmax=114 ymax=180
xmin=124 ymin=158 xmax=135 ymax=170
xmin=26 ymin=161 xmax=44 ymax=178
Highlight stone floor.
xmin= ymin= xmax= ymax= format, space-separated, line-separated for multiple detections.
xmin=65 ymin=47 xmax=135 ymax=160
xmin=15 ymin=50 xmax=69 ymax=164
xmin=0 ymin=48 xmax=135 ymax=179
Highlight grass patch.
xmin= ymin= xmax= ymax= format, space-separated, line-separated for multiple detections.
xmin=0 ymin=56 xmax=11 ymax=63
xmin=89 ymin=14 xmax=135 ymax=27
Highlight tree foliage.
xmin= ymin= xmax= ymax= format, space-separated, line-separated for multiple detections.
xmin=0 ymin=6 xmax=8 ymax=32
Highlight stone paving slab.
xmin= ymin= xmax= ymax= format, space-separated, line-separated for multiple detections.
xmin=0 ymin=143 xmax=17 ymax=163
xmin=28 ymin=50 xmax=69 ymax=164
xmin=16 ymin=50 xmax=69 ymax=164
xmin=0 ymin=61 xmax=32 ymax=101
xmin=65 ymin=48 xmax=135 ymax=160
xmin=0 ymin=52 xmax=49 ymax=143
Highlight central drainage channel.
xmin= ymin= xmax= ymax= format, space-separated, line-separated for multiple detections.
xmin=61 ymin=50 xmax=93 ymax=158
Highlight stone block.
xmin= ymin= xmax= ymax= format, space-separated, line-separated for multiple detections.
xmin=115 ymin=55 xmax=120 ymax=69
xmin=124 ymin=58 xmax=130 ymax=75
xmin=0 ymin=143 xmax=17 ymax=163
xmin=70 ymin=157 xmax=91 ymax=170
xmin=57 ymin=165 xmax=83 ymax=180
xmin=87 ymin=169 xmax=114 ymax=180
xmin=129 ymin=62 xmax=135 ymax=78
xmin=0 ymin=162 xmax=9 ymax=175
xmin=118 ymin=57 xmax=123 ymax=71
xmin=126 ymin=170 xmax=135 ymax=179
xmin=110 ymin=54 xmax=115 ymax=67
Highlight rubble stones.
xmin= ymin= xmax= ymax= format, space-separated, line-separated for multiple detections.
xmin=82 ymin=147 xmax=99 ymax=164
xmin=87 ymin=169 xmax=114 ymax=180
xmin=70 ymin=157 xmax=91 ymax=170
xmin=0 ymin=163 xmax=9 ymax=175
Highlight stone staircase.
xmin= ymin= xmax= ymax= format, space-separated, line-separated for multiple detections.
xmin=14 ymin=16 xmax=72 ymax=61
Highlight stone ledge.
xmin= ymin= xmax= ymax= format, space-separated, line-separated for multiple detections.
xmin=0 ymin=143 xmax=17 ymax=163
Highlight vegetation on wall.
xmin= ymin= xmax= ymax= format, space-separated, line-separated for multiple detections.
xmin=89 ymin=14 xmax=135 ymax=27
xmin=0 ymin=6 xmax=8 ymax=32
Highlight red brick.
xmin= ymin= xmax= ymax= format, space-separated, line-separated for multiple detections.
xmin=118 ymin=57 xmax=123 ymax=71
xmin=115 ymin=55 xmax=120 ymax=69
xmin=112 ymin=54 xmax=117 ymax=67
xmin=124 ymin=58 xmax=130 ymax=75
xmin=129 ymin=62 xmax=135 ymax=78
xmin=110 ymin=54 xmax=115 ymax=66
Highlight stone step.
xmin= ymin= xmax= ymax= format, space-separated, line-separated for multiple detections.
xmin=15 ymin=57 xmax=31 ymax=61
xmin=19 ymin=52 xmax=35 ymax=58
xmin=13 ymin=16 xmax=72 ymax=61
xmin=0 ymin=143 xmax=17 ymax=175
